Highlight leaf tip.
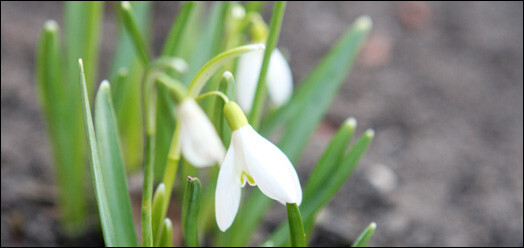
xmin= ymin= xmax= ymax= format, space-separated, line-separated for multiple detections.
xmin=369 ymin=222 xmax=377 ymax=230
xmin=100 ymin=80 xmax=110 ymax=89
xmin=365 ymin=129 xmax=375 ymax=139
xmin=121 ymin=1 xmax=131 ymax=10
xmin=344 ymin=117 xmax=357 ymax=129
xmin=355 ymin=15 xmax=373 ymax=31
xmin=44 ymin=20 xmax=58 ymax=32
xmin=157 ymin=183 xmax=166 ymax=194
xmin=187 ymin=176 xmax=199 ymax=183
xmin=222 ymin=70 xmax=234 ymax=80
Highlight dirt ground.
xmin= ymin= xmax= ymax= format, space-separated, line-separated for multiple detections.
xmin=1 ymin=2 xmax=523 ymax=247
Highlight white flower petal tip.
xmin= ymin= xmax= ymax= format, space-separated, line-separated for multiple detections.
xmin=177 ymin=99 xmax=226 ymax=167
xmin=236 ymin=47 xmax=293 ymax=112
xmin=215 ymin=124 xmax=302 ymax=231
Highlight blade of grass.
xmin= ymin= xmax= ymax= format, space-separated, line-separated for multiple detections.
xmin=182 ymin=176 xmax=202 ymax=247
xmin=303 ymin=118 xmax=356 ymax=200
xmin=351 ymin=222 xmax=377 ymax=247
xmin=94 ymin=80 xmax=138 ymax=246
xmin=78 ymin=59 xmax=114 ymax=246
xmin=248 ymin=1 xmax=286 ymax=129
xmin=286 ymin=203 xmax=306 ymax=247
xmin=36 ymin=21 xmax=87 ymax=234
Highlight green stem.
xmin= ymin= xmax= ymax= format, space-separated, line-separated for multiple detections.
xmin=286 ymin=203 xmax=306 ymax=247
xmin=248 ymin=1 xmax=286 ymax=129
xmin=121 ymin=1 xmax=150 ymax=66
xmin=141 ymin=134 xmax=155 ymax=247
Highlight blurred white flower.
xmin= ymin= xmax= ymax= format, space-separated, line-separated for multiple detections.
xmin=236 ymin=48 xmax=293 ymax=113
xmin=215 ymin=102 xmax=301 ymax=231
xmin=177 ymin=98 xmax=225 ymax=167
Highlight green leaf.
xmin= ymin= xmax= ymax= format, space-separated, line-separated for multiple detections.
xmin=261 ymin=15 xmax=373 ymax=163
xmin=159 ymin=218 xmax=174 ymax=247
xmin=120 ymin=1 xmax=150 ymax=65
xmin=182 ymin=176 xmax=202 ymax=247
xmin=94 ymin=80 xmax=138 ymax=246
xmin=286 ymin=203 xmax=306 ymax=247
xmin=78 ymin=59 xmax=114 ymax=246
xmin=351 ymin=222 xmax=377 ymax=247
xmin=152 ymin=183 xmax=166 ymax=246
xmin=110 ymin=1 xmax=151 ymax=172
xmin=36 ymin=20 xmax=87 ymax=234
xmin=264 ymin=129 xmax=375 ymax=246
xmin=65 ymin=1 xmax=104 ymax=98
xmin=303 ymin=118 xmax=356 ymax=200
xmin=249 ymin=1 xmax=286 ymax=129
xmin=161 ymin=1 xmax=198 ymax=57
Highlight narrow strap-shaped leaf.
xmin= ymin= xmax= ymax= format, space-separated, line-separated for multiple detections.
xmin=303 ymin=118 xmax=356 ymax=200
xmin=264 ymin=130 xmax=375 ymax=246
xmin=159 ymin=218 xmax=174 ymax=247
xmin=110 ymin=2 xmax=150 ymax=172
xmin=245 ymin=1 xmax=266 ymax=13
xmin=36 ymin=21 xmax=87 ymax=234
xmin=286 ymin=203 xmax=306 ymax=247
xmin=351 ymin=222 xmax=376 ymax=247
xmin=78 ymin=59 xmax=115 ymax=246
xmin=248 ymin=1 xmax=286 ymax=129
xmin=261 ymin=15 xmax=373 ymax=163
xmin=65 ymin=1 xmax=104 ymax=98
xmin=182 ymin=176 xmax=202 ymax=247
xmin=94 ymin=80 xmax=138 ymax=246
xmin=161 ymin=1 xmax=198 ymax=57
xmin=120 ymin=1 xmax=150 ymax=65
xmin=152 ymin=183 xmax=166 ymax=246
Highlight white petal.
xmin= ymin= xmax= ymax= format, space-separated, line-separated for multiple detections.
xmin=236 ymin=126 xmax=302 ymax=205
xmin=267 ymin=49 xmax=293 ymax=107
xmin=178 ymin=99 xmax=226 ymax=167
xmin=215 ymin=145 xmax=242 ymax=232
xmin=236 ymin=49 xmax=264 ymax=112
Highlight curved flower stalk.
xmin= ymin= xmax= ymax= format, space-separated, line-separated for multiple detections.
xmin=177 ymin=98 xmax=226 ymax=167
xmin=215 ymin=101 xmax=302 ymax=231
xmin=236 ymin=48 xmax=293 ymax=113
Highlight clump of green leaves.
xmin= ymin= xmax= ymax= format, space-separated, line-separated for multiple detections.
xmin=36 ymin=1 xmax=376 ymax=246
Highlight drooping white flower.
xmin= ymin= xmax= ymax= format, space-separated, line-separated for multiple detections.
xmin=215 ymin=101 xmax=302 ymax=232
xmin=177 ymin=98 xmax=226 ymax=167
xmin=236 ymin=48 xmax=293 ymax=113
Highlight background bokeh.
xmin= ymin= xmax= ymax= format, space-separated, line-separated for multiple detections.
xmin=1 ymin=2 xmax=523 ymax=246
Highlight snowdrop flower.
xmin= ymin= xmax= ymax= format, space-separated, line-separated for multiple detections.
xmin=177 ymin=98 xmax=226 ymax=167
xmin=236 ymin=48 xmax=293 ymax=113
xmin=215 ymin=101 xmax=302 ymax=231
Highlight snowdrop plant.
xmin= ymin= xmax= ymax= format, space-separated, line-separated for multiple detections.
xmin=35 ymin=1 xmax=376 ymax=247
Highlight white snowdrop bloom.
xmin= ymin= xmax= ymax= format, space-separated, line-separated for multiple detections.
xmin=177 ymin=98 xmax=226 ymax=167
xmin=236 ymin=48 xmax=293 ymax=113
xmin=215 ymin=101 xmax=302 ymax=232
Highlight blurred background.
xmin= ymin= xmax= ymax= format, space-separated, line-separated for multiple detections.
xmin=1 ymin=1 xmax=522 ymax=246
